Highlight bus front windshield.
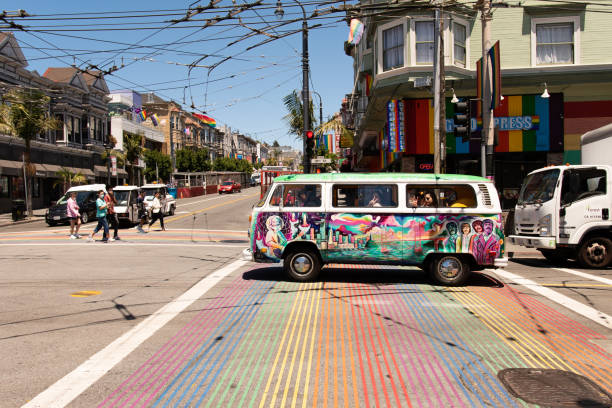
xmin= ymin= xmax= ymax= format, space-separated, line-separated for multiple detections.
xmin=517 ymin=169 xmax=560 ymax=205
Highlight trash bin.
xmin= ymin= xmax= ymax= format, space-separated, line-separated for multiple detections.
xmin=11 ymin=199 xmax=26 ymax=221
xmin=168 ymin=187 xmax=177 ymax=199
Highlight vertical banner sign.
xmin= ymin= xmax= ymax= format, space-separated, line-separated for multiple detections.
xmin=335 ymin=133 xmax=340 ymax=153
xmin=111 ymin=156 xmax=117 ymax=176
xmin=398 ymin=100 xmax=405 ymax=152
xmin=489 ymin=41 xmax=502 ymax=110
xmin=476 ymin=58 xmax=483 ymax=118
xmin=386 ymin=100 xmax=397 ymax=152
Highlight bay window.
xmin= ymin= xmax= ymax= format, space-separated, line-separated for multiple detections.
xmin=453 ymin=22 xmax=467 ymax=67
xmin=415 ymin=21 xmax=434 ymax=64
xmin=382 ymin=24 xmax=404 ymax=71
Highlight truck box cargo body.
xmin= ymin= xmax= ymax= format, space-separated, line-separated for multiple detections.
xmin=508 ymin=124 xmax=612 ymax=267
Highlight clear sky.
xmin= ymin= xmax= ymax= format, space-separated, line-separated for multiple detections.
xmin=9 ymin=1 xmax=355 ymax=149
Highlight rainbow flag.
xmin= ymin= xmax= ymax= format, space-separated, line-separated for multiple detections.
xmin=476 ymin=57 xmax=483 ymax=118
xmin=139 ymin=109 xmax=147 ymax=121
xmin=348 ymin=19 xmax=364 ymax=45
xmin=192 ymin=113 xmax=216 ymax=128
xmin=489 ymin=41 xmax=501 ymax=110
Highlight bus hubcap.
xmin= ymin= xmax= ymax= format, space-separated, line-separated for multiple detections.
xmin=439 ymin=258 xmax=461 ymax=279
xmin=293 ymin=255 xmax=312 ymax=274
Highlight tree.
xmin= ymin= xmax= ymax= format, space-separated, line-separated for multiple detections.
xmin=123 ymin=131 xmax=143 ymax=184
xmin=175 ymin=148 xmax=193 ymax=172
xmin=176 ymin=148 xmax=211 ymax=172
xmin=253 ymin=161 xmax=264 ymax=170
xmin=282 ymin=90 xmax=316 ymax=141
xmin=0 ymin=88 xmax=60 ymax=215
xmin=53 ymin=167 xmax=86 ymax=193
xmin=194 ymin=148 xmax=211 ymax=172
xmin=143 ymin=149 xmax=172 ymax=182
xmin=272 ymin=140 xmax=280 ymax=147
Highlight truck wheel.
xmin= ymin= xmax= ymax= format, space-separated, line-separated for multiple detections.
xmin=430 ymin=255 xmax=470 ymax=286
xmin=169 ymin=205 xmax=175 ymax=216
xmin=539 ymin=249 xmax=567 ymax=265
xmin=284 ymin=247 xmax=321 ymax=282
xmin=81 ymin=212 xmax=89 ymax=224
xmin=578 ymin=237 xmax=612 ymax=268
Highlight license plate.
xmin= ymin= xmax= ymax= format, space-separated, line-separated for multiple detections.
xmin=53 ymin=216 xmax=61 ymax=220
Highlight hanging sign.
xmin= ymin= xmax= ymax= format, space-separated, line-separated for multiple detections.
xmin=111 ymin=156 xmax=117 ymax=176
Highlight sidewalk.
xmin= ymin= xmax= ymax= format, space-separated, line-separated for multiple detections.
xmin=0 ymin=208 xmax=47 ymax=228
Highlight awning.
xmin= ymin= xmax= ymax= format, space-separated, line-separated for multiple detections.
xmin=0 ymin=159 xmax=22 ymax=176
xmin=94 ymin=165 xmax=108 ymax=176
xmin=42 ymin=164 xmax=63 ymax=178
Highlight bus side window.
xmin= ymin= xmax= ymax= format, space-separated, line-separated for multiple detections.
xmin=269 ymin=185 xmax=283 ymax=206
xmin=439 ymin=186 xmax=477 ymax=208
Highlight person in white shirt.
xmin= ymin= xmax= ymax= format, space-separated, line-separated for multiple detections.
xmin=147 ymin=191 xmax=166 ymax=231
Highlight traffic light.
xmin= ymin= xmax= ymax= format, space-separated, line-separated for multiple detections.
xmin=453 ymin=100 xmax=471 ymax=143
xmin=305 ymin=130 xmax=314 ymax=158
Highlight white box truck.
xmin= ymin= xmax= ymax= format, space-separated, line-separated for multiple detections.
xmin=508 ymin=123 xmax=612 ymax=267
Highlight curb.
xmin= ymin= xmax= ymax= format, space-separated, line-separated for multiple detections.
xmin=0 ymin=217 xmax=46 ymax=229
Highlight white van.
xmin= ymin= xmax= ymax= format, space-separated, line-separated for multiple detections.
xmin=112 ymin=186 xmax=141 ymax=225
xmin=243 ymin=173 xmax=507 ymax=285
xmin=141 ymin=184 xmax=176 ymax=216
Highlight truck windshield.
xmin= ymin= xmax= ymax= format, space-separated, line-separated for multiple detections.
xmin=113 ymin=191 xmax=129 ymax=206
xmin=517 ymin=169 xmax=560 ymax=205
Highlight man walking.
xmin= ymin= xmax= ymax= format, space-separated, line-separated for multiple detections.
xmin=88 ymin=190 xmax=109 ymax=242
xmin=66 ymin=191 xmax=81 ymax=239
xmin=136 ymin=190 xmax=147 ymax=233
xmin=105 ymin=186 xmax=120 ymax=241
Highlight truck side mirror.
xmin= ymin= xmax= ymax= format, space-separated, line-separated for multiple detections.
xmin=559 ymin=207 xmax=566 ymax=217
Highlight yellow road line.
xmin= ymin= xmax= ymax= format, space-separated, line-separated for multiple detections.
xmin=300 ymin=283 xmax=321 ymax=408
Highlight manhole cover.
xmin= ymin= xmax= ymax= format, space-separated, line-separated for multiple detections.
xmin=498 ymin=368 xmax=612 ymax=407
xmin=71 ymin=290 xmax=101 ymax=298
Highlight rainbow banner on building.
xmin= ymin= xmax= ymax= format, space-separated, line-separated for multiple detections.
xmin=192 ymin=113 xmax=216 ymax=128
xmin=386 ymin=100 xmax=405 ymax=152
xmin=348 ymin=19 xmax=364 ymax=45
xmin=476 ymin=58 xmax=483 ymax=118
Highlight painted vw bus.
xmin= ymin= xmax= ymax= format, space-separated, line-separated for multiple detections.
xmin=243 ymin=173 xmax=508 ymax=285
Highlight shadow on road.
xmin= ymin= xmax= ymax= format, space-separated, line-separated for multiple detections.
xmin=243 ymin=265 xmax=503 ymax=288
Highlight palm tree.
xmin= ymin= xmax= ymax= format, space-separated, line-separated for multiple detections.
xmin=282 ymin=90 xmax=316 ymax=141
xmin=0 ymin=88 xmax=60 ymax=216
xmin=123 ymin=132 xmax=143 ymax=184
xmin=54 ymin=167 xmax=86 ymax=192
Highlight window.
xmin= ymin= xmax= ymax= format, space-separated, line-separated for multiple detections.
xmin=561 ymin=168 xmax=606 ymax=206
xmin=382 ymin=25 xmax=404 ymax=71
xmin=74 ymin=117 xmax=81 ymax=144
xmin=282 ymin=184 xmax=322 ymax=207
xmin=269 ymin=185 xmax=283 ymax=206
xmin=518 ymin=169 xmax=560 ymax=205
xmin=536 ymin=22 xmax=574 ymax=64
xmin=0 ymin=175 xmax=9 ymax=198
xmin=415 ymin=21 xmax=434 ymax=64
xmin=333 ymin=184 xmax=398 ymax=208
xmin=407 ymin=185 xmax=477 ymax=208
xmin=67 ymin=116 xmax=74 ymax=143
xmin=453 ymin=22 xmax=466 ymax=67
xmin=55 ymin=114 xmax=65 ymax=142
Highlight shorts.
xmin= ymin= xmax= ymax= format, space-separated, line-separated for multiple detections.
xmin=69 ymin=216 xmax=78 ymax=221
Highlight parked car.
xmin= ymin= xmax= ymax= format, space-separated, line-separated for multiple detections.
xmin=219 ymin=180 xmax=241 ymax=194
xmin=250 ymin=174 xmax=261 ymax=187
xmin=141 ymin=184 xmax=176 ymax=216
xmin=46 ymin=184 xmax=107 ymax=226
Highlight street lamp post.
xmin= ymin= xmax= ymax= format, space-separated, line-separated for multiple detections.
xmin=275 ymin=0 xmax=310 ymax=173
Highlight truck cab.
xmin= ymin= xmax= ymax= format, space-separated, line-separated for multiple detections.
xmin=509 ymin=165 xmax=612 ymax=267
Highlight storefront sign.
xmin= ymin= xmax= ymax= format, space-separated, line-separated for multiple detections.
xmin=446 ymin=115 xmax=540 ymax=132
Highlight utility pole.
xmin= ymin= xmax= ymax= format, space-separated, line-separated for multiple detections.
xmin=302 ymin=18 xmax=311 ymax=174
xmin=433 ymin=7 xmax=441 ymax=174
xmin=439 ymin=7 xmax=446 ymax=173
xmin=481 ymin=0 xmax=494 ymax=179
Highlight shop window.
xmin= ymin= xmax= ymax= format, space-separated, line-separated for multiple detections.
xmin=282 ymin=184 xmax=322 ymax=207
xmin=453 ymin=22 xmax=467 ymax=67
xmin=0 ymin=175 xmax=9 ymax=198
xmin=415 ymin=21 xmax=434 ymax=64
xmin=532 ymin=17 xmax=579 ymax=66
xmin=382 ymin=24 xmax=404 ymax=71
xmin=333 ymin=184 xmax=398 ymax=208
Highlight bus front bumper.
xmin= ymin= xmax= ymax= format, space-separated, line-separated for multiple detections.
xmin=508 ymin=235 xmax=556 ymax=249
xmin=241 ymin=248 xmax=254 ymax=261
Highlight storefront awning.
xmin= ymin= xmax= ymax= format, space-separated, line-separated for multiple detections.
xmin=94 ymin=165 xmax=108 ymax=176
xmin=0 ymin=159 xmax=22 ymax=176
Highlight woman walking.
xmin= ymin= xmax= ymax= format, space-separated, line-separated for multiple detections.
xmin=87 ymin=190 xmax=109 ymax=242
xmin=147 ymin=191 xmax=166 ymax=232
xmin=67 ymin=191 xmax=81 ymax=239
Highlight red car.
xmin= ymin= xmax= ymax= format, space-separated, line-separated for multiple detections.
xmin=218 ymin=180 xmax=241 ymax=194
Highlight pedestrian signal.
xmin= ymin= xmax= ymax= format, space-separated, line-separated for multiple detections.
xmin=453 ymin=101 xmax=471 ymax=143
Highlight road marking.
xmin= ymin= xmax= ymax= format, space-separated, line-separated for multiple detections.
xmin=70 ymin=290 xmax=101 ymax=298
xmin=554 ymin=267 xmax=612 ymax=286
xmin=165 ymin=192 xmax=259 ymax=224
xmin=490 ymin=269 xmax=612 ymax=330
xmin=21 ymin=259 xmax=248 ymax=408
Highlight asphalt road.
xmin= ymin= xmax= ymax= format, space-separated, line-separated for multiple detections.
xmin=1 ymin=188 xmax=611 ymax=408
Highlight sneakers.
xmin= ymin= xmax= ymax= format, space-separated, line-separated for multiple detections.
xmin=109 ymin=238 xmax=115 ymax=242
xmin=69 ymin=234 xmax=77 ymax=239
xmin=114 ymin=236 xmax=121 ymax=241
xmin=87 ymin=236 xmax=94 ymax=242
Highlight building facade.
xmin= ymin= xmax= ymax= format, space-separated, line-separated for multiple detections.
xmin=0 ymin=32 xmax=118 ymax=212
xmin=346 ymin=1 xmax=612 ymax=208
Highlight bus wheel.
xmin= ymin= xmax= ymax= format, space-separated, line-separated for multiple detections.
xmin=431 ymin=255 xmax=470 ymax=286
xmin=578 ymin=237 xmax=612 ymax=268
xmin=284 ymin=248 xmax=321 ymax=282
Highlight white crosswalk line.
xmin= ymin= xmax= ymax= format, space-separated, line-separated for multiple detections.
xmin=554 ymin=267 xmax=612 ymax=285
xmin=490 ymin=268 xmax=612 ymax=330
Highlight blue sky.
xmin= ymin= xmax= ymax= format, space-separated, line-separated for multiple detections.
xmin=10 ymin=1 xmax=355 ymax=149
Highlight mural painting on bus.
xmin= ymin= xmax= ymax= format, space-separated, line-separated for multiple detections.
xmin=253 ymin=212 xmax=504 ymax=265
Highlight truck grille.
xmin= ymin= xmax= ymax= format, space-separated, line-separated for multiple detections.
xmin=516 ymin=223 xmax=539 ymax=236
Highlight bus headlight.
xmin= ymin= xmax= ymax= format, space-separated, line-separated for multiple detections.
xmin=538 ymin=214 xmax=551 ymax=236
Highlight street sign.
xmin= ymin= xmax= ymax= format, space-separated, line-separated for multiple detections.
xmin=310 ymin=158 xmax=332 ymax=164
xmin=414 ymin=76 xmax=432 ymax=88
xmin=111 ymin=156 xmax=117 ymax=176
